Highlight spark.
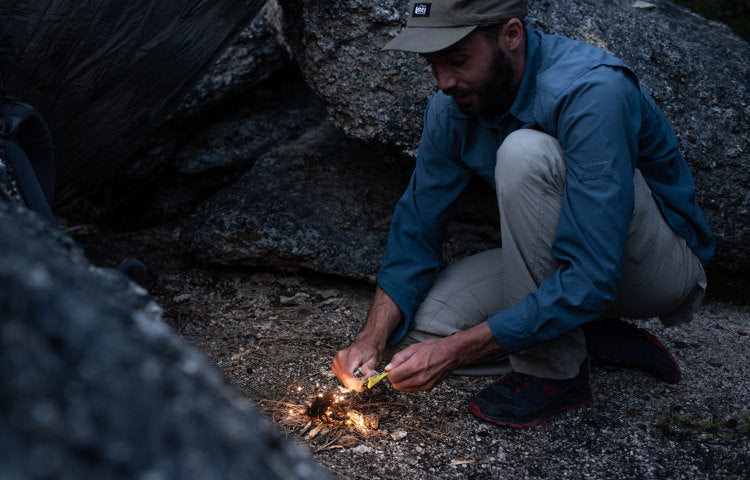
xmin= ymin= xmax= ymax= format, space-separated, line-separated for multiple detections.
xmin=283 ymin=381 xmax=379 ymax=436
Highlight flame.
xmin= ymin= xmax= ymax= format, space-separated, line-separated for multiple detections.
xmin=346 ymin=411 xmax=365 ymax=428
xmin=283 ymin=382 xmax=379 ymax=436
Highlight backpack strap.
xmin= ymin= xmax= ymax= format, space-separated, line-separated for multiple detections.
xmin=0 ymin=97 xmax=56 ymax=225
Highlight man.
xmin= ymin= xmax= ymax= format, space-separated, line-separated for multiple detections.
xmin=332 ymin=0 xmax=714 ymax=428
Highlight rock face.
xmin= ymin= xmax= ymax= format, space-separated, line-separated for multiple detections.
xmin=174 ymin=5 xmax=292 ymax=120
xmin=119 ymin=5 xmax=294 ymax=187
xmin=94 ymin=66 xmax=324 ymax=230
xmin=0 ymin=190 xmax=328 ymax=479
xmin=268 ymin=0 xmax=749 ymax=280
xmin=181 ymin=123 xmax=412 ymax=281
xmin=180 ymin=118 xmax=501 ymax=281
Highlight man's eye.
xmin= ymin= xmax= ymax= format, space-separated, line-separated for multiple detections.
xmin=448 ymin=56 xmax=467 ymax=67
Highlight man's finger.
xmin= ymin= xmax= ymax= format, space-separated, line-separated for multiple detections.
xmin=386 ymin=345 xmax=417 ymax=372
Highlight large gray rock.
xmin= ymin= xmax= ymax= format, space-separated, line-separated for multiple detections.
xmin=270 ymin=0 xmax=750 ymax=281
xmin=119 ymin=6 xmax=295 ymax=185
xmin=174 ymin=5 xmax=292 ymax=120
xmin=94 ymin=68 xmax=326 ymax=229
xmin=181 ymin=123 xmax=411 ymax=280
xmin=0 ymin=193 xmax=328 ymax=479
xmin=181 ymin=121 xmax=501 ymax=279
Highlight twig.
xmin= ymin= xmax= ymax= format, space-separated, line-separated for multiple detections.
xmin=313 ymin=431 xmax=343 ymax=452
xmin=257 ymin=399 xmax=305 ymax=409
xmin=449 ymin=458 xmax=487 ymax=467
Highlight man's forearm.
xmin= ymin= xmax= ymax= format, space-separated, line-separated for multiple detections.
xmin=332 ymin=286 xmax=404 ymax=389
xmin=358 ymin=286 xmax=504 ymax=366
xmin=384 ymin=320 xmax=505 ymax=391
xmin=444 ymin=321 xmax=505 ymax=368
xmin=354 ymin=285 xmax=404 ymax=351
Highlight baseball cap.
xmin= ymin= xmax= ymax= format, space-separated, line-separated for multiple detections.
xmin=383 ymin=0 xmax=527 ymax=53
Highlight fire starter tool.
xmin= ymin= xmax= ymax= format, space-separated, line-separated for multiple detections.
xmin=353 ymin=367 xmax=389 ymax=389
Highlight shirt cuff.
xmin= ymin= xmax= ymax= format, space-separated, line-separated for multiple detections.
xmin=486 ymin=305 xmax=533 ymax=353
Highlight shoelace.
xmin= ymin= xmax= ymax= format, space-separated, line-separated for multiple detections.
xmin=600 ymin=353 xmax=643 ymax=369
xmin=500 ymin=372 xmax=539 ymax=393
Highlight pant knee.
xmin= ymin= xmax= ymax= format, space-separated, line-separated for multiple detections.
xmin=495 ymin=129 xmax=566 ymax=196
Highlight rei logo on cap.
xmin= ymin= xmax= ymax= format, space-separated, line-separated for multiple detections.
xmin=413 ymin=3 xmax=431 ymax=17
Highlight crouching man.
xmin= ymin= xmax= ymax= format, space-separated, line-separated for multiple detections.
xmin=333 ymin=0 xmax=713 ymax=428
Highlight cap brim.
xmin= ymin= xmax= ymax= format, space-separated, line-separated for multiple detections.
xmin=382 ymin=25 xmax=478 ymax=53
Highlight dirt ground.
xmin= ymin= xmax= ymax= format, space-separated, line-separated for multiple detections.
xmin=70 ymin=221 xmax=750 ymax=479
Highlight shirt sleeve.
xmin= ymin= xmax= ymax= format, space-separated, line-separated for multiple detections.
xmin=488 ymin=66 xmax=643 ymax=352
xmin=377 ymin=98 xmax=474 ymax=345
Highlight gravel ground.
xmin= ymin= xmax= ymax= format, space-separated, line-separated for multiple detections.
xmin=73 ymin=223 xmax=750 ymax=480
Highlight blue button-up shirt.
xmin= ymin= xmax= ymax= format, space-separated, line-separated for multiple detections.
xmin=377 ymin=28 xmax=715 ymax=352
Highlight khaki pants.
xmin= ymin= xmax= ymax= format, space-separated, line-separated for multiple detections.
xmin=395 ymin=130 xmax=707 ymax=379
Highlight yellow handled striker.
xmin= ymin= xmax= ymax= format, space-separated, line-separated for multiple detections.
xmin=353 ymin=367 xmax=389 ymax=389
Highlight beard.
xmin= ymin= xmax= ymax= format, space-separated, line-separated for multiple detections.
xmin=445 ymin=47 xmax=516 ymax=118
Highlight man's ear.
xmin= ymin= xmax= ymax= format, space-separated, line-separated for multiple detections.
xmin=501 ymin=18 xmax=525 ymax=51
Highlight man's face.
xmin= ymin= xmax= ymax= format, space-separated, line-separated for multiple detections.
xmin=423 ymin=30 xmax=516 ymax=117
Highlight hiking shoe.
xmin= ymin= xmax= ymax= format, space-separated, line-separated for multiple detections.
xmin=582 ymin=318 xmax=680 ymax=384
xmin=468 ymin=361 xmax=592 ymax=428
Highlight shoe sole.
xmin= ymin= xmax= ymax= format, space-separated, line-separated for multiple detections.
xmin=468 ymin=397 xmax=592 ymax=428
xmin=591 ymin=326 xmax=681 ymax=384
xmin=636 ymin=329 xmax=681 ymax=384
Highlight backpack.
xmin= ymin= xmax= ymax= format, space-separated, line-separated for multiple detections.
xmin=0 ymin=94 xmax=57 ymax=226
xmin=0 ymin=21 xmax=56 ymax=226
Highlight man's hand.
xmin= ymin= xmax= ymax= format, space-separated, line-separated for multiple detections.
xmin=385 ymin=338 xmax=457 ymax=391
xmin=332 ymin=286 xmax=403 ymax=391
xmin=333 ymin=287 xmax=505 ymax=393
xmin=332 ymin=341 xmax=381 ymax=392
xmin=387 ymin=321 xmax=504 ymax=392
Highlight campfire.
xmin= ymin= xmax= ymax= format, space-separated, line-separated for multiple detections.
xmin=263 ymin=382 xmax=386 ymax=451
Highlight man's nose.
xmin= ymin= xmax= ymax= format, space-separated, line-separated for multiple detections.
xmin=433 ymin=66 xmax=457 ymax=92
